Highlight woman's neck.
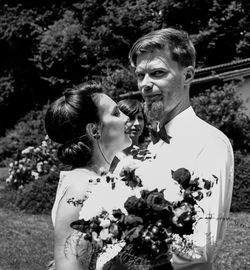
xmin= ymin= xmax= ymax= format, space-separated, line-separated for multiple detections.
xmin=90 ymin=140 xmax=116 ymax=174
xmin=123 ymin=139 xmax=139 ymax=156
xmin=86 ymin=162 xmax=108 ymax=176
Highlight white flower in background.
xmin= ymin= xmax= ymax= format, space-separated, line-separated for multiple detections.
xmin=6 ymin=175 xmax=13 ymax=184
xmin=41 ymin=140 xmax=47 ymax=147
xmin=21 ymin=146 xmax=34 ymax=155
xmin=31 ymin=171 xmax=39 ymax=180
xmin=36 ymin=162 xmax=43 ymax=173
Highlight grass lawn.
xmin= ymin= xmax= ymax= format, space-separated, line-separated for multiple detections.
xmin=213 ymin=212 xmax=250 ymax=270
xmin=0 ymin=208 xmax=53 ymax=270
xmin=0 ymin=208 xmax=249 ymax=270
xmin=0 ymin=167 xmax=8 ymax=181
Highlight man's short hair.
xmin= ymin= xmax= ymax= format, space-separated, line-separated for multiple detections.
xmin=129 ymin=28 xmax=196 ymax=69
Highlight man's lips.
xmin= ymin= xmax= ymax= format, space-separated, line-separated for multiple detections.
xmin=144 ymin=93 xmax=162 ymax=102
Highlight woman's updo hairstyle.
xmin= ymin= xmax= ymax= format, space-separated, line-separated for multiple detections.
xmin=45 ymin=83 xmax=102 ymax=167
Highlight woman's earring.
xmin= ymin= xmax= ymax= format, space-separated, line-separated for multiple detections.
xmin=93 ymin=131 xmax=101 ymax=140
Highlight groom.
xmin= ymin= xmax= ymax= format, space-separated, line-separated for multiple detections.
xmin=128 ymin=28 xmax=234 ymax=269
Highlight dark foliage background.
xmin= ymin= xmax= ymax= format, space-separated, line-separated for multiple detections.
xmin=0 ymin=0 xmax=249 ymax=135
xmin=0 ymin=0 xmax=249 ymax=213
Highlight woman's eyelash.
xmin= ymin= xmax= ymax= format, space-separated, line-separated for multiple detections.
xmin=112 ymin=108 xmax=120 ymax=116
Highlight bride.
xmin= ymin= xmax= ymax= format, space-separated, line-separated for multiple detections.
xmin=45 ymin=83 xmax=132 ymax=270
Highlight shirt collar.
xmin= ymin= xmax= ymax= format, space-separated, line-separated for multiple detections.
xmin=164 ymin=106 xmax=196 ymax=137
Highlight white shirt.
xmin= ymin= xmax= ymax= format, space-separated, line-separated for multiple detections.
xmin=144 ymin=106 xmax=234 ymax=270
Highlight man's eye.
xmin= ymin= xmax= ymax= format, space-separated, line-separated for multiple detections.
xmin=151 ymin=71 xmax=165 ymax=77
xmin=136 ymin=73 xmax=144 ymax=81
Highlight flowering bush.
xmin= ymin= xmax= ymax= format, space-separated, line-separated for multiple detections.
xmin=5 ymin=135 xmax=59 ymax=190
xmin=0 ymin=106 xmax=48 ymax=166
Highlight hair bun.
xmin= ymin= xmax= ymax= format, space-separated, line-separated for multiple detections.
xmin=57 ymin=140 xmax=92 ymax=167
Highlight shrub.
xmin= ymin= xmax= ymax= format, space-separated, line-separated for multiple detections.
xmin=191 ymin=82 xmax=250 ymax=153
xmin=0 ymin=184 xmax=19 ymax=211
xmin=230 ymin=151 xmax=250 ymax=212
xmin=5 ymin=135 xmax=59 ymax=190
xmin=2 ymin=133 xmax=67 ymax=214
xmin=15 ymin=170 xmax=59 ymax=214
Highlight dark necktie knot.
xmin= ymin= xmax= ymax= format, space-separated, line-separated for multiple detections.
xmin=150 ymin=126 xmax=172 ymax=144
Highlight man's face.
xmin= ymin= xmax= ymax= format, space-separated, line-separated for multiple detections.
xmin=135 ymin=48 xmax=188 ymax=123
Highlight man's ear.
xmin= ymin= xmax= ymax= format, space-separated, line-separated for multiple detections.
xmin=184 ymin=66 xmax=195 ymax=85
xmin=86 ymin=123 xmax=100 ymax=140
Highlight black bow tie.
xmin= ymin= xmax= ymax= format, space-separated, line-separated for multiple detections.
xmin=150 ymin=126 xmax=172 ymax=144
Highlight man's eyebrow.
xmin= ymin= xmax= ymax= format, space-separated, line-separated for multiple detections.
xmin=135 ymin=70 xmax=141 ymax=75
xmin=135 ymin=67 xmax=166 ymax=73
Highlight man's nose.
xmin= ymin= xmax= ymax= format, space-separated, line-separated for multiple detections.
xmin=139 ymin=75 xmax=153 ymax=95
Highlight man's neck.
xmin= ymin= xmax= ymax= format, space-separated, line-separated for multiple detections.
xmin=160 ymin=101 xmax=190 ymax=128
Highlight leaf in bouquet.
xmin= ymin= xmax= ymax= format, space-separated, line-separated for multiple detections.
xmin=183 ymin=189 xmax=197 ymax=205
xmin=202 ymin=178 xmax=212 ymax=190
xmin=189 ymin=177 xmax=201 ymax=191
xmin=124 ymin=224 xmax=144 ymax=242
xmin=124 ymin=215 xmax=143 ymax=227
xmin=70 ymin=219 xmax=90 ymax=233
xmin=109 ymin=223 xmax=119 ymax=237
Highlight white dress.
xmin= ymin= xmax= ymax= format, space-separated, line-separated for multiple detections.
xmin=49 ymin=168 xmax=100 ymax=270
xmin=51 ymin=168 xmax=100 ymax=227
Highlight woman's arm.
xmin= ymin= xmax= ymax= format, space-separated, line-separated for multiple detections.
xmin=54 ymin=180 xmax=93 ymax=270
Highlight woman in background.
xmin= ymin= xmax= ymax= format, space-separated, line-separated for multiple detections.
xmin=110 ymin=98 xmax=148 ymax=172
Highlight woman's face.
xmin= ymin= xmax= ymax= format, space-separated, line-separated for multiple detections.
xmin=97 ymin=94 xmax=131 ymax=153
xmin=128 ymin=110 xmax=145 ymax=142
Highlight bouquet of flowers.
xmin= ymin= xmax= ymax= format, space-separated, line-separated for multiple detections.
xmin=70 ymin=149 xmax=217 ymax=270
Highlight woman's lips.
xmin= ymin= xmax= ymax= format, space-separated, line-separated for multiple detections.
xmin=124 ymin=123 xmax=132 ymax=134
xmin=130 ymin=129 xmax=140 ymax=134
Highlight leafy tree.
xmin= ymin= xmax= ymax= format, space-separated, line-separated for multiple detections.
xmin=34 ymin=10 xmax=93 ymax=86
xmin=0 ymin=0 xmax=249 ymax=136
xmin=191 ymin=82 xmax=250 ymax=153
xmin=192 ymin=0 xmax=249 ymax=66
xmin=0 ymin=106 xmax=48 ymax=165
